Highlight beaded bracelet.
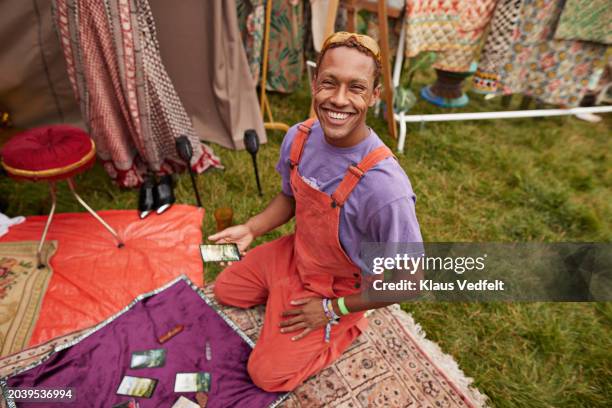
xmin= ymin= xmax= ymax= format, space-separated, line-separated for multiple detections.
xmin=322 ymin=298 xmax=339 ymax=342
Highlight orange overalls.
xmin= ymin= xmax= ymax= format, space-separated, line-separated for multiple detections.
xmin=214 ymin=119 xmax=394 ymax=392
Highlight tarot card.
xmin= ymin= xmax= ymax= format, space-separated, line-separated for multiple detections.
xmin=130 ymin=349 xmax=166 ymax=369
xmin=116 ymin=375 xmax=157 ymax=398
xmin=199 ymin=244 xmax=241 ymax=262
xmin=171 ymin=396 xmax=200 ymax=408
xmin=130 ymin=349 xmax=166 ymax=368
xmin=112 ymin=399 xmax=139 ymax=408
xmin=174 ymin=372 xmax=211 ymax=392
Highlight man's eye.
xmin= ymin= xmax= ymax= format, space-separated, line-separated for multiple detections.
xmin=351 ymin=85 xmax=366 ymax=91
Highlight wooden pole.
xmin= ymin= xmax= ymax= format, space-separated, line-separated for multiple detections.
xmin=259 ymin=0 xmax=289 ymax=133
xmin=260 ymin=0 xmax=273 ymax=113
xmin=377 ymin=0 xmax=397 ymax=139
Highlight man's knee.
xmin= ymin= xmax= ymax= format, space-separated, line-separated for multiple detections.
xmin=212 ymin=268 xmax=235 ymax=306
xmin=247 ymin=352 xmax=302 ymax=392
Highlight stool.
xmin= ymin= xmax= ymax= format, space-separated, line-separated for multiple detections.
xmin=0 ymin=125 xmax=124 ymax=268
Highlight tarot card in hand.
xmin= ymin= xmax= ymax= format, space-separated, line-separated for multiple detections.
xmin=200 ymin=244 xmax=241 ymax=262
xmin=130 ymin=349 xmax=166 ymax=369
xmin=116 ymin=376 xmax=158 ymax=398
xmin=174 ymin=372 xmax=211 ymax=392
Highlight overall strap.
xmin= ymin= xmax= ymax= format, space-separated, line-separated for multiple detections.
xmin=289 ymin=118 xmax=317 ymax=168
xmin=331 ymin=145 xmax=395 ymax=207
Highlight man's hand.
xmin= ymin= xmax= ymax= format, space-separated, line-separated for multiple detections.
xmin=208 ymin=224 xmax=254 ymax=253
xmin=280 ymin=297 xmax=329 ymax=341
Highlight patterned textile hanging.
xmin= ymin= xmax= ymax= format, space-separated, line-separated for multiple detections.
xmin=53 ymin=0 xmax=221 ymax=188
xmin=472 ymin=0 xmax=522 ymax=94
xmin=475 ymin=0 xmax=608 ymax=107
xmin=403 ymin=0 xmax=497 ymax=73
xmin=554 ymin=0 xmax=611 ymax=45
xmin=237 ymin=0 xmax=266 ymax=82
xmin=237 ymin=0 xmax=304 ymax=93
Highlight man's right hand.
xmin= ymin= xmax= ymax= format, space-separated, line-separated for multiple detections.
xmin=208 ymin=224 xmax=254 ymax=253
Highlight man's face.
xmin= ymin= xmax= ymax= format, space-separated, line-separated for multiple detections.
xmin=312 ymin=47 xmax=381 ymax=147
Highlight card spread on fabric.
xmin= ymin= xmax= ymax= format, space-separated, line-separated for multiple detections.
xmin=130 ymin=349 xmax=166 ymax=369
xmin=171 ymin=396 xmax=200 ymax=408
xmin=174 ymin=372 xmax=211 ymax=392
xmin=116 ymin=376 xmax=157 ymax=398
xmin=0 ymin=277 xmax=286 ymax=407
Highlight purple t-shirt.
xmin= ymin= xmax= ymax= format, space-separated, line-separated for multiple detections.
xmin=276 ymin=120 xmax=422 ymax=273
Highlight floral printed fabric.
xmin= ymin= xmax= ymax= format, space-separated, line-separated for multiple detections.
xmin=237 ymin=0 xmax=265 ymax=82
xmin=403 ymin=0 xmax=497 ymax=72
xmin=237 ymin=0 xmax=304 ymax=93
xmin=0 ymin=242 xmax=56 ymax=356
xmin=492 ymin=0 xmax=608 ymax=106
xmin=554 ymin=0 xmax=611 ymax=45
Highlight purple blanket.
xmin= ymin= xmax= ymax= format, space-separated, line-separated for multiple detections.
xmin=2 ymin=277 xmax=285 ymax=407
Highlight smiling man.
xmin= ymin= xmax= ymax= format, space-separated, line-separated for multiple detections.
xmin=209 ymin=32 xmax=422 ymax=392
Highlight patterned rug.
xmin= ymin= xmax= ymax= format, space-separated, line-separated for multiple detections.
xmin=0 ymin=283 xmax=488 ymax=407
xmin=203 ymin=285 xmax=488 ymax=408
xmin=0 ymin=242 xmax=56 ymax=357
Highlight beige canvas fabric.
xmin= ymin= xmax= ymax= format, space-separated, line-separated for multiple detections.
xmin=0 ymin=0 xmax=82 ymax=128
xmin=150 ymin=0 xmax=266 ymax=150
xmin=1 ymin=0 xmax=264 ymax=150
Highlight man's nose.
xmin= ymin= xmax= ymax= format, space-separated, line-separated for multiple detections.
xmin=330 ymin=85 xmax=349 ymax=107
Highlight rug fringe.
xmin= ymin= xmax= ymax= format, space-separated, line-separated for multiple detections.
xmin=388 ymin=304 xmax=490 ymax=407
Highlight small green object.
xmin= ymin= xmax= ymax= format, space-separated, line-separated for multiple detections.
xmin=337 ymin=297 xmax=350 ymax=315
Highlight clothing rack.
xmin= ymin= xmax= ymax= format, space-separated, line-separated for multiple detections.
xmin=394 ymin=106 xmax=612 ymax=153
xmin=390 ymin=18 xmax=611 ymax=153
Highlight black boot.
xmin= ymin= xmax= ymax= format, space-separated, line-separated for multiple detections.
xmin=155 ymin=174 xmax=175 ymax=214
xmin=138 ymin=174 xmax=157 ymax=219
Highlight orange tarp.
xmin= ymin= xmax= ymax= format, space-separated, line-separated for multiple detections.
xmin=0 ymin=205 xmax=204 ymax=346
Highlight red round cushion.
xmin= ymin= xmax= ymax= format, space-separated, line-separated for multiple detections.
xmin=0 ymin=125 xmax=96 ymax=181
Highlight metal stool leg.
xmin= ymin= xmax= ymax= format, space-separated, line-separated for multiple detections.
xmin=37 ymin=182 xmax=57 ymax=268
xmin=67 ymin=178 xmax=125 ymax=248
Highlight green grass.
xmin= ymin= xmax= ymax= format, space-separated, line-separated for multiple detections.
xmin=1 ymin=74 xmax=610 ymax=407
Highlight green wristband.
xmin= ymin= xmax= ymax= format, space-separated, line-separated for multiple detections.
xmin=337 ymin=297 xmax=350 ymax=315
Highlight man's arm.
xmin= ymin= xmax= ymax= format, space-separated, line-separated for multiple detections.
xmin=331 ymin=265 xmax=423 ymax=315
xmin=246 ymin=192 xmax=295 ymax=238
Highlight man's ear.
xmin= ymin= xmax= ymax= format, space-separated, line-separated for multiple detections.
xmin=369 ymin=83 xmax=382 ymax=107
xmin=311 ymin=75 xmax=317 ymax=95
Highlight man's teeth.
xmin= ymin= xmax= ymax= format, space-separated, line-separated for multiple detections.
xmin=328 ymin=111 xmax=349 ymax=120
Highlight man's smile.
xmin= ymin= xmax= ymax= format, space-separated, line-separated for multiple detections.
xmin=322 ymin=108 xmax=354 ymax=123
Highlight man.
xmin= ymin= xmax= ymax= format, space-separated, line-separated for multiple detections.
xmin=210 ymin=32 xmax=422 ymax=392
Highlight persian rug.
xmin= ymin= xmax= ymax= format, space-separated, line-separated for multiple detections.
xmin=0 ymin=277 xmax=285 ymax=408
xmin=0 ymin=278 xmax=488 ymax=407
xmin=0 ymin=205 xmax=204 ymax=346
xmin=0 ymin=242 xmax=56 ymax=357
xmin=200 ymin=286 xmax=488 ymax=407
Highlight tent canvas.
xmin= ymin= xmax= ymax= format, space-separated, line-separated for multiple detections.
xmin=0 ymin=0 xmax=265 ymax=151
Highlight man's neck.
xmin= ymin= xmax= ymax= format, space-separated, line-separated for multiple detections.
xmin=324 ymin=124 xmax=370 ymax=148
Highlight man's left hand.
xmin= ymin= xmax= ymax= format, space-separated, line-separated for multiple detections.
xmin=280 ymin=297 xmax=329 ymax=341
